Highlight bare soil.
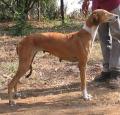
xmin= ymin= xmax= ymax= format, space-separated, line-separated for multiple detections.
xmin=0 ymin=26 xmax=120 ymax=115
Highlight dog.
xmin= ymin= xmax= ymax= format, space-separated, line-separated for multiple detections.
xmin=8 ymin=9 xmax=118 ymax=106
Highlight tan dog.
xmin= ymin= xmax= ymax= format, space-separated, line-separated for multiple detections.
xmin=8 ymin=9 xmax=118 ymax=106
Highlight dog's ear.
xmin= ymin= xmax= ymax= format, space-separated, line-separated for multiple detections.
xmin=91 ymin=13 xmax=100 ymax=25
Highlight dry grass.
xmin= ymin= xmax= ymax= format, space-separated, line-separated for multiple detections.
xmin=90 ymin=41 xmax=103 ymax=63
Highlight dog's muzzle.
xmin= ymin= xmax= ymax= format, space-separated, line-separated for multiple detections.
xmin=109 ymin=15 xmax=119 ymax=22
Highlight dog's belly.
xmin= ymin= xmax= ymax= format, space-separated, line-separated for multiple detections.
xmin=42 ymin=49 xmax=79 ymax=62
xmin=60 ymin=57 xmax=78 ymax=62
xmin=38 ymin=44 xmax=79 ymax=62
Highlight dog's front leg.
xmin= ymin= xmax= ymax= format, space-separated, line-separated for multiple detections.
xmin=78 ymin=63 xmax=92 ymax=100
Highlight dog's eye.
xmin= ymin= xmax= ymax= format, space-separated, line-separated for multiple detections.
xmin=105 ymin=13 xmax=107 ymax=16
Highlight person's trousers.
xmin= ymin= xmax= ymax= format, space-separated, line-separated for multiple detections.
xmin=98 ymin=5 xmax=120 ymax=72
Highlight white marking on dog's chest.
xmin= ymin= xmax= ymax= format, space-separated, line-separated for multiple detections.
xmin=83 ymin=24 xmax=99 ymax=42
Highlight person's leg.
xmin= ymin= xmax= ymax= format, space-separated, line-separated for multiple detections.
xmin=98 ymin=23 xmax=112 ymax=72
xmin=109 ymin=5 xmax=120 ymax=70
xmin=94 ymin=22 xmax=112 ymax=82
xmin=108 ymin=5 xmax=120 ymax=89
xmin=109 ymin=39 xmax=120 ymax=71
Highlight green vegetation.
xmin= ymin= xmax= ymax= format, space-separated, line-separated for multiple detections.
xmin=0 ymin=0 xmax=84 ymax=36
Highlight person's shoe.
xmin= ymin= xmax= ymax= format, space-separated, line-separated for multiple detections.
xmin=94 ymin=71 xmax=111 ymax=82
xmin=108 ymin=70 xmax=120 ymax=89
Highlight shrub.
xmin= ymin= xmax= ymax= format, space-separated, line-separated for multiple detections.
xmin=9 ymin=1 xmax=33 ymax=36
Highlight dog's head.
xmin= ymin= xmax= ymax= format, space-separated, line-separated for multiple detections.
xmin=87 ymin=9 xmax=118 ymax=26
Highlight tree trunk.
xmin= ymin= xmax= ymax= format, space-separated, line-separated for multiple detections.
xmin=37 ymin=1 xmax=40 ymax=21
xmin=60 ymin=0 xmax=64 ymax=24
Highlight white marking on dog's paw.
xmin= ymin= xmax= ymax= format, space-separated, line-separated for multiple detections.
xmin=82 ymin=88 xmax=92 ymax=100
xmin=83 ymin=94 xmax=93 ymax=100
xmin=15 ymin=92 xmax=22 ymax=98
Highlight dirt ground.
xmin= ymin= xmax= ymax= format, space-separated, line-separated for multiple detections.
xmin=0 ymin=30 xmax=120 ymax=114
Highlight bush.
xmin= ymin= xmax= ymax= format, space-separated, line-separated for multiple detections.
xmin=9 ymin=1 xmax=33 ymax=36
xmin=10 ymin=18 xmax=33 ymax=36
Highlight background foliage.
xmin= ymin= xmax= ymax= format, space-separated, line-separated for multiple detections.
xmin=0 ymin=0 xmax=83 ymax=36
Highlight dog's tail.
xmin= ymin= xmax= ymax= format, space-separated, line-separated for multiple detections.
xmin=16 ymin=44 xmax=19 ymax=55
xmin=25 ymin=65 xmax=32 ymax=78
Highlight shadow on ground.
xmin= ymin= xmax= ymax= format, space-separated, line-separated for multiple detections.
xmin=0 ymin=81 xmax=119 ymax=114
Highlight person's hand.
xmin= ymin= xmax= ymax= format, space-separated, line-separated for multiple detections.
xmin=82 ymin=0 xmax=90 ymax=16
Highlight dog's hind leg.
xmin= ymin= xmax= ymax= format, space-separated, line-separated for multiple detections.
xmin=8 ymin=63 xmax=30 ymax=106
xmin=8 ymin=45 xmax=36 ymax=106
xmin=13 ymin=65 xmax=33 ymax=99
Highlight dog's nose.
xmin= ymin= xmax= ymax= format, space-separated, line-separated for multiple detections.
xmin=115 ymin=15 xmax=119 ymax=19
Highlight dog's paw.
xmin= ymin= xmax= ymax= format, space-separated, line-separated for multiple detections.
xmin=15 ymin=92 xmax=22 ymax=98
xmin=9 ymin=100 xmax=16 ymax=107
xmin=83 ymin=94 xmax=92 ymax=100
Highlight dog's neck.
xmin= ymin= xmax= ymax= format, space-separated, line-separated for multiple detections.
xmin=83 ymin=23 xmax=99 ymax=42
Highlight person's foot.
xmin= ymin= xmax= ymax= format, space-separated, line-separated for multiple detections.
xmin=108 ymin=70 xmax=120 ymax=89
xmin=94 ymin=71 xmax=111 ymax=82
